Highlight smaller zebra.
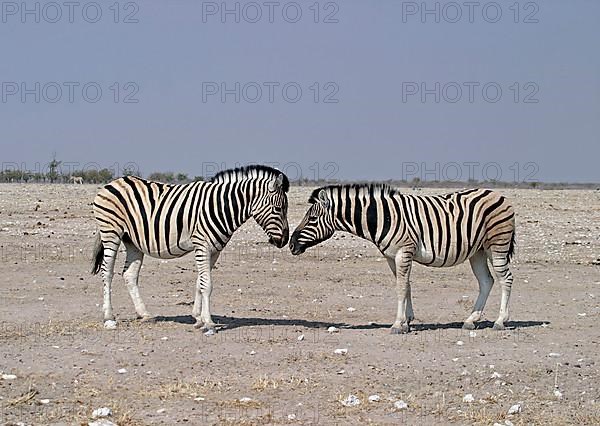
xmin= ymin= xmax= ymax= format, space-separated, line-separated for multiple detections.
xmin=91 ymin=165 xmax=289 ymax=333
xmin=290 ymin=184 xmax=516 ymax=333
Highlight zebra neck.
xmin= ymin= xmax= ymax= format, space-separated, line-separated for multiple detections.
xmin=331 ymin=196 xmax=377 ymax=245
xmin=206 ymin=180 xmax=254 ymax=240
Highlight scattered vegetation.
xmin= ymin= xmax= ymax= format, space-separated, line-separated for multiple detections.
xmin=2 ymin=155 xmax=598 ymax=188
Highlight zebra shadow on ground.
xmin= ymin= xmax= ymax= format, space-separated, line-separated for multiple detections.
xmin=153 ymin=315 xmax=548 ymax=333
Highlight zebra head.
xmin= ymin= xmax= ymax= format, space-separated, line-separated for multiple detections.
xmin=252 ymin=173 xmax=290 ymax=249
xmin=290 ymin=188 xmax=335 ymax=255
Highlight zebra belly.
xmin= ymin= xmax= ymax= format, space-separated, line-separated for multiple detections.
xmin=132 ymin=234 xmax=195 ymax=259
xmin=412 ymin=239 xmax=475 ymax=267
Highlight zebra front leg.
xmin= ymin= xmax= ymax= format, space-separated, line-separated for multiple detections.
xmin=191 ymin=250 xmax=220 ymax=320
xmin=122 ymin=242 xmax=151 ymax=321
xmin=491 ymin=252 xmax=514 ymax=330
xmin=390 ymin=247 xmax=415 ymax=334
xmin=192 ymin=247 xmax=218 ymax=332
xmin=463 ymin=249 xmax=494 ymax=330
xmin=387 ymin=256 xmax=414 ymax=322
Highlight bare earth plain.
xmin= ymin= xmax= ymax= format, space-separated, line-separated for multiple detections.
xmin=1 ymin=184 xmax=599 ymax=425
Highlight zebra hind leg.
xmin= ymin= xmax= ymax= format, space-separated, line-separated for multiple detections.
xmin=192 ymin=245 xmax=217 ymax=333
xmin=490 ymin=250 xmax=513 ymax=330
xmin=122 ymin=241 xmax=151 ymax=321
xmin=463 ymin=249 xmax=494 ymax=330
xmin=100 ymin=234 xmax=120 ymax=329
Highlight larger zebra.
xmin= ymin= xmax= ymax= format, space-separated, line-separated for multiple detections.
xmin=289 ymin=185 xmax=515 ymax=333
xmin=91 ymin=165 xmax=289 ymax=333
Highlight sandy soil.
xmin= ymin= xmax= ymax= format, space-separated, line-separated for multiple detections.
xmin=1 ymin=184 xmax=599 ymax=425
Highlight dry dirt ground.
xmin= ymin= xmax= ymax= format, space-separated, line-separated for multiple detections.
xmin=1 ymin=184 xmax=599 ymax=425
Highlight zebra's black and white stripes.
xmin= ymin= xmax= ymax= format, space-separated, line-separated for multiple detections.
xmin=91 ymin=165 xmax=289 ymax=332
xmin=290 ymin=184 xmax=515 ymax=333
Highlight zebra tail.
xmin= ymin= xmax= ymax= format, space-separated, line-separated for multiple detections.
xmin=507 ymin=232 xmax=516 ymax=263
xmin=90 ymin=233 xmax=104 ymax=275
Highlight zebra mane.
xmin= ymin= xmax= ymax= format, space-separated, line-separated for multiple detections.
xmin=308 ymin=183 xmax=396 ymax=203
xmin=211 ymin=165 xmax=290 ymax=192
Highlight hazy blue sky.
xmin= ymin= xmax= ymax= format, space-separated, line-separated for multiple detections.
xmin=1 ymin=0 xmax=598 ymax=182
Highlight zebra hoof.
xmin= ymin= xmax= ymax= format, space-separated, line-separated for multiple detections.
xmin=492 ymin=322 xmax=505 ymax=331
xmin=103 ymin=320 xmax=117 ymax=330
xmin=390 ymin=325 xmax=410 ymax=334
xmin=194 ymin=321 xmax=217 ymax=333
xmin=462 ymin=322 xmax=476 ymax=330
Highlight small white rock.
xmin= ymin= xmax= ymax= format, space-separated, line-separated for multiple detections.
xmin=297 ymin=334 xmax=304 ymax=341
xmin=469 ymin=331 xmax=476 ymax=338
xmin=334 ymin=348 xmax=348 ymax=355
xmin=394 ymin=400 xmax=408 ymax=410
xmin=327 ymin=326 xmax=339 ymax=334
xmin=491 ymin=372 xmax=502 ymax=379
xmin=117 ymin=368 xmax=127 ymax=374
xmin=287 ymin=414 xmax=296 ymax=420
xmin=507 ymin=403 xmax=522 ymax=415
xmin=548 ymin=352 xmax=561 ymax=358
xmin=554 ymin=389 xmax=563 ymax=399
xmin=456 ymin=340 xmax=464 ymax=346
xmin=194 ymin=397 xmax=205 ymax=401
xmin=103 ymin=320 xmax=117 ymax=330
xmin=204 ymin=329 xmax=215 ymax=336
xmin=347 ymin=307 xmax=356 ymax=312
xmin=249 ymin=350 xmax=256 ymax=355
xmin=156 ymin=408 xmax=166 ymax=414
xmin=40 ymin=399 xmax=50 ymax=404
xmin=341 ymin=394 xmax=360 ymax=407
xmin=1 ymin=374 xmax=17 ymax=380
xmin=337 ymin=369 xmax=345 ymax=374
xmin=239 ymin=397 xmax=253 ymax=403
xmin=463 ymin=394 xmax=475 ymax=403
xmin=92 ymin=407 xmax=112 ymax=418
xmin=368 ymin=394 xmax=381 ymax=402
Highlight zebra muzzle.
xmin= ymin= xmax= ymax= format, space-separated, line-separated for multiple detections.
xmin=289 ymin=235 xmax=305 ymax=255
xmin=269 ymin=232 xmax=288 ymax=249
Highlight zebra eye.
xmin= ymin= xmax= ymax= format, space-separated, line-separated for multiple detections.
xmin=272 ymin=206 xmax=282 ymax=213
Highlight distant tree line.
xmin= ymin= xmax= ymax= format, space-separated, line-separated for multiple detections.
xmin=146 ymin=172 xmax=204 ymax=184
xmin=1 ymin=156 xmax=596 ymax=189
xmin=0 ymin=155 xmax=207 ymax=184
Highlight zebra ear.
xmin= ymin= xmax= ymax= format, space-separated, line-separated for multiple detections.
xmin=318 ymin=189 xmax=330 ymax=207
xmin=268 ymin=174 xmax=284 ymax=192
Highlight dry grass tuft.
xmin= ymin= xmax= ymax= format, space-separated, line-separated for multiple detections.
xmin=8 ymin=384 xmax=38 ymax=406
xmin=217 ymin=398 xmax=263 ymax=409
xmin=150 ymin=378 xmax=225 ymax=400
xmin=252 ymin=375 xmax=280 ymax=391
xmin=251 ymin=374 xmax=313 ymax=392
